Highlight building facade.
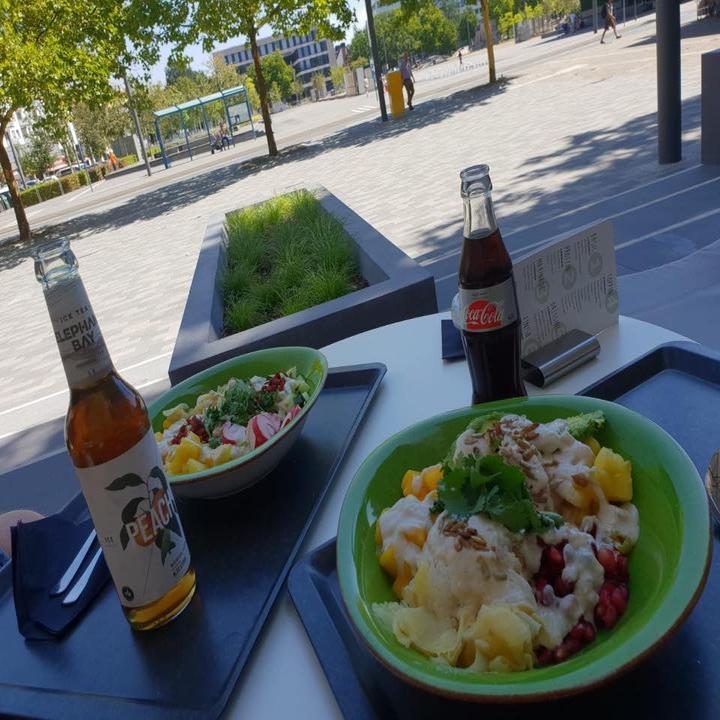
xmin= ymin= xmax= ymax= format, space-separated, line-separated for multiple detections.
xmin=214 ymin=30 xmax=337 ymax=95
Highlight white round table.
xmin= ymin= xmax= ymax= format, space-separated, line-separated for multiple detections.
xmin=226 ymin=313 xmax=689 ymax=719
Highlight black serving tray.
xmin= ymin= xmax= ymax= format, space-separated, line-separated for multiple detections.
xmin=0 ymin=363 xmax=385 ymax=720
xmin=288 ymin=342 xmax=720 ymax=720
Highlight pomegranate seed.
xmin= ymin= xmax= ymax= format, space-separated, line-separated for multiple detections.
xmin=554 ymin=637 xmax=582 ymax=663
xmin=554 ymin=576 xmax=575 ymax=597
xmin=536 ymin=647 xmax=553 ymax=666
xmin=602 ymin=604 xmax=618 ymax=629
xmin=611 ymin=585 xmax=629 ymax=613
xmin=569 ymin=623 xmax=587 ymax=643
xmin=596 ymin=546 xmax=617 ymax=574
xmin=584 ymin=623 xmax=596 ymax=643
xmin=615 ymin=554 xmax=629 ymax=581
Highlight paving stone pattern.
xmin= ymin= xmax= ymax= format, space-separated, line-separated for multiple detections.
xmin=0 ymin=7 xmax=716 ymax=437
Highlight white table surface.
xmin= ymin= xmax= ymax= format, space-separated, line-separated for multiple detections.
xmin=225 ymin=313 xmax=689 ymax=719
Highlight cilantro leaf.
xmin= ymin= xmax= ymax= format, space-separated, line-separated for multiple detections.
xmin=438 ymin=454 xmax=561 ymax=533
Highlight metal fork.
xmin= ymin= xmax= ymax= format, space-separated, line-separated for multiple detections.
xmin=50 ymin=529 xmax=103 ymax=605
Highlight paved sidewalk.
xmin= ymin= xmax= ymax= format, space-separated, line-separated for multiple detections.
xmin=0 ymin=5 xmax=716 ymax=438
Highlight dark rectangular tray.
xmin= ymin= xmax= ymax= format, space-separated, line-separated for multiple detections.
xmin=288 ymin=342 xmax=720 ymax=720
xmin=0 ymin=363 xmax=385 ymax=720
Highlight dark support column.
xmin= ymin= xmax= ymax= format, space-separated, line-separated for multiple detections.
xmin=701 ymin=50 xmax=720 ymax=165
xmin=365 ymin=0 xmax=388 ymax=122
xmin=656 ymin=0 xmax=682 ymax=164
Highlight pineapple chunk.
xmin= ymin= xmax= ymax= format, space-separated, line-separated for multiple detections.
xmin=184 ymin=458 xmax=207 ymax=474
xmin=401 ymin=470 xmax=420 ymax=497
xmin=154 ymin=432 xmax=164 ymax=442
xmin=212 ymin=443 xmax=233 ymax=467
xmin=168 ymin=437 xmax=202 ymax=474
xmin=586 ymin=436 xmax=601 ymax=457
xmin=392 ymin=564 xmax=413 ymax=597
xmin=421 ymin=465 xmax=443 ymax=492
xmin=403 ymin=527 xmax=428 ymax=548
xmin=162 ymin=403 xmax=189 ymax=429
xmin=594 ymin=447 xmax=633 ymax=502
xmin=379 ymin=545 xmax=397 ymax=576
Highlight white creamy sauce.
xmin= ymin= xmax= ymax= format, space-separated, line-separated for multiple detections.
xmin=452 ymin=428 xmax=491 ymax=463
xmin=378 ymin=494 xmax=435 ymax=572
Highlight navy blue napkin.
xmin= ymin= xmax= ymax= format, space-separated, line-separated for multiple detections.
xmin=11 ymin=512 xmax=110 ymax=640
xmin=441 ymin=318 xmax=465 ymax=360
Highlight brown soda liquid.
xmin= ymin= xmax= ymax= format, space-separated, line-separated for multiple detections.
xmin=67 ymin=370 xmax=196 ymax=630
xmin=459 ymin=227 xmax=526 ymax=405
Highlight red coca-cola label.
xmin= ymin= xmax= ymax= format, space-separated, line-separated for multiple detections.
xmin=456 ymin=278 xmax=518 ymax=333
xmin=465 ymin=299 xmax=502 ymax=330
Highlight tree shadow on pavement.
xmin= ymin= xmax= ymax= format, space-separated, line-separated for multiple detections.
xmin=411 ymin=93 xmax=705 ymax=308
xmin=629 ymin=17 xmax=720 ymax=46
xmin=0 ymin=77 xmax=511 ymax=273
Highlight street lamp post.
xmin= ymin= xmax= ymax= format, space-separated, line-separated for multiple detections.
xmin=365 ymin=0 xmax=388 ymax=122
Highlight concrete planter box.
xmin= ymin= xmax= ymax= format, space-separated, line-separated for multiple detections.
xmin=169 ymin=187 xmax=438 ymax=383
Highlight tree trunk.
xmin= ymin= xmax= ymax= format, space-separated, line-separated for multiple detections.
xmin=481 ymin=0 xmax=497 ymax=84
xmin=0 ymin=112 xmax=31 ymax=243
xmin=249 ymin=25 xmax=278 ymax=157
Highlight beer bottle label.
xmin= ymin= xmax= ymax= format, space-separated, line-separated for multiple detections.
xmin=457 ymin=278 xmax=518 ymax=332
xmin=75 ymin=430 xmax=192 ymax=609
xmin=45 ymin=277 xmax=113 ymax=387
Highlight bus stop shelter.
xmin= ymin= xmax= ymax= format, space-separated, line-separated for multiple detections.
xmin=153 ymin=85 xmax=255 ymax=169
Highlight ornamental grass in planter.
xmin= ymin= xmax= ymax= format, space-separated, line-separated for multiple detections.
xmin=223 ymin=190 xmax=366 ymax=335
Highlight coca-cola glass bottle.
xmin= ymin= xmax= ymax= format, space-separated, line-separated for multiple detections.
xmin=453 ymin=165 xmax=526 ymax=405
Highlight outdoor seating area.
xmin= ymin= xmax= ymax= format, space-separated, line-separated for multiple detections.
xmin=1 ymin=2 xmax=720 ymax=719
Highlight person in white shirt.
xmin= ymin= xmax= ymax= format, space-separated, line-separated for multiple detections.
xmin=399 ymin=53 xmax=415 ymax=110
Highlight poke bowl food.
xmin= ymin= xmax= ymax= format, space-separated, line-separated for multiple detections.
xmin=337 ymin=396 xmax=710 ymax=701
xmin=149 ymin=347 xmax=327 ymax=499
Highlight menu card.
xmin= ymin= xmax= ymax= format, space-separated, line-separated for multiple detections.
xmin=514 ymin=221 xmax=619 ymax=356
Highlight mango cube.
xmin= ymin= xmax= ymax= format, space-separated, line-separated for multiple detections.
xmin=401 ymin=470 xmax=420 ymax=497
xmin=403 ymin=527 xmax=428 ymax=548
xmin=586 ymin=436 xmax=601 ymax=457
xmin=594 ymin=447 xmax=633 ymax=502
xmin=392 ymin=564 xmax=413 ymax=597
xmin=421 ymin=465 xmax=443 ymax=492
xmin=184 ymin=458 xmax=206 ymax=474
xmin=379 ymin=545 xmax=397 ymax=576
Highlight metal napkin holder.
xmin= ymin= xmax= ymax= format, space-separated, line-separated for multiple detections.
xmin=521 ymin=329 xmax=601 ymax=388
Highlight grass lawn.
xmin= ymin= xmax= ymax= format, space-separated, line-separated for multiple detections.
xmin=223 ymin=190 xmax=365 ymax=335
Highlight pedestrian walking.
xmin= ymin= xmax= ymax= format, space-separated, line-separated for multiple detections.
xmin=458 ymin=49 xmax=463 ymax=66
xmin=399 ymin=53 xmax=415 ymax=110
xmin=600 ymin=0 xmax=621 ymax=43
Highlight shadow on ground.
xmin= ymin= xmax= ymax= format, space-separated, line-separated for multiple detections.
xmin=629 ymin=16 xmax=720 ymax=46
xmin=0 ymin=78 xmax=511 ymax=273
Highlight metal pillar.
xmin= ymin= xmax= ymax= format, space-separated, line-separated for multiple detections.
xmin=656 ymin=0 xmax=682 ymax=164
xmin=200 ymin=101 xmax=215 ymax=149
xmin=364 ymin=0 xmax=388 ymax=122
xmin=592 ymin=0 xmax=598 ymax=33
xmin=155 ymin=117 xmax=170 ymax=169
xmin=221 ymin=93 xmax=237 ymax=146
xmin=179 ymin=112 xmax=193 ymax=160
xmin=246 ymin=92 xmax=256 ymax=138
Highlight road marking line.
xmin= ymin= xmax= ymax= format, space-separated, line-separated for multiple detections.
xmin=65 ymin=187 xmax=93 ymax=203
xmin=615 ymin=207 xmax=720 ymax=250
xmin=510 ymin=64 xmax=587 ymax=88
xmin=421 ymin=167 xmax=715 ymax=268
xmin=0 ymin=352 xmax=172 ymax=419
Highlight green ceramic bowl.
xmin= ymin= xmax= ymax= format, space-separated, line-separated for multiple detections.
xmin=337 ymin=395 xmax=711 ymax=701
xmin=148 ymin=347 xmax=327 ymax=499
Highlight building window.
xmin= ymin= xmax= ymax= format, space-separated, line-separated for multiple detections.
xmin=224 ymin=56 xmax=230 ymax=64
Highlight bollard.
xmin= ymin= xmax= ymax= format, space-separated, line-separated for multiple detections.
xmin=386 ymin=70 xmax=405 ymax=118
xmin=701 ymin=49 xmax=720 ymax=165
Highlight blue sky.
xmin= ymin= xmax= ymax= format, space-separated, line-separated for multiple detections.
xmin=148 ymin=0 xmax=368 ymax=84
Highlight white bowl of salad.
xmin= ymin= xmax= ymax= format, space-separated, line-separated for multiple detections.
xmin=149 ymin=347 xmax=328 ymax=499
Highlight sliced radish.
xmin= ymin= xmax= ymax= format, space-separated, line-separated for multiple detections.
xmin=281 ymin=405 xmax=302 ymax=428
xmin=221 ymin=421 xmax=246 ymax=445
xmin=248 ymin=413 xmax=281 ymax=446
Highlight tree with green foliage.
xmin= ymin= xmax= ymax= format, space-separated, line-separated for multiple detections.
xmin=165 ymin=54 xmax=206 ymax=86
xmin=414 ymin=3 xmax=456 ymax=56
xmin=0 ymin=0 xmax=185 ymax=241
xmin=19 ymin=129 xmax=58 ymax=180
xmin=350 ymin=57 xmax=368 ymax=70
xmin=291 ymin=78 xmax=306 ymax=102
xmin=348 ymin=27 xmax=370 ymax=62
xmin=73 ymin=95 xmax=130 ymax=158
xmin=330 ymin=65 xmax=346 ymax=91
xmin=184 ymin=0 xmax=354 ymax=157
xmin=457 ymin=8 xmax=478 ymax=47
xmin=312 ymin=73 xmax=327 ymax=96
xmin=206 ymin=56 xmax=242 ymax=92
xmin=247 ymin=51 xmax=297 ymax=104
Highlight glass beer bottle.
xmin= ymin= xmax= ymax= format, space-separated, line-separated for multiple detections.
xmin=34 ymin=240 xmax=196 ymax=630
